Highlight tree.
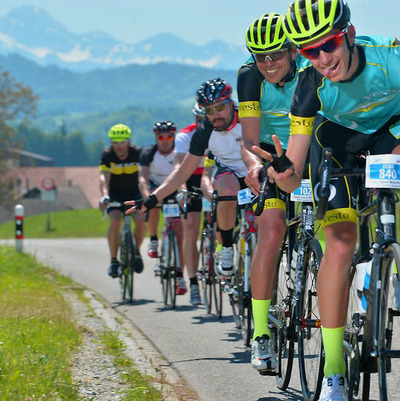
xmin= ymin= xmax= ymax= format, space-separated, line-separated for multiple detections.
xmin=0 ymin=70 xmax=37 ymax=208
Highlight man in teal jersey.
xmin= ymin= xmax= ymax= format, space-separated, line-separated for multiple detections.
xmin=238 ymin=12 xmax=309 ymax=375
xmin=254 ymin=1 xmax=400 ymax=399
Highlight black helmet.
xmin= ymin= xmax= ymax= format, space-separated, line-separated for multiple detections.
xmin=196 ymin=78 xmax=233 ymax=107
xmin=153 ymin=120 xmax=177 ymax=134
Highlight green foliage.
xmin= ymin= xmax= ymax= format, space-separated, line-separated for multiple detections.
xmin=16 ymin=123 xmax=104 ymax=166
xmin=0 ymin=69 xmax=37 ymax=205
xmin=0 ymin=246 xmax=81 ymax=399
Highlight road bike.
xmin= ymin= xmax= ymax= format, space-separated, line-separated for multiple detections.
xmin=107 ymin=201 xmax=137 ymax=303
xmin=255 ymin=165 xmax=324 ymax=397
xmin=155 ymin=198 xmax=182 ymax=309
xmin=317 ymin=148 xmax=400 ymax=400
xmin=230 ymin=188 xmax=257 ymax=347
xmin=198 ymin=193 xmax=223 ymax=317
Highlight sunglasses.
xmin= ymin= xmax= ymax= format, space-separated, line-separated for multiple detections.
xmin=156 ymin=134 xmax=174 ymax=141
xmin=205 ymin=101 xmax=229 ymax=116
xmin=252 ymin=48 xmax=288 ymax=63
xmin=299 ymin=29 xmax=347 ymax=59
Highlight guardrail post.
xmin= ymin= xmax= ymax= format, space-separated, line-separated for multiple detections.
xmin=14 ymin=204 xmax=24 ymax=252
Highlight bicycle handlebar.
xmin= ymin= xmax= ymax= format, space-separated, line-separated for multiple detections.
xmin=254 ymin=163 xmax=270 ymax=217
xmin=315 ymin=148 xmax=366 ymax=220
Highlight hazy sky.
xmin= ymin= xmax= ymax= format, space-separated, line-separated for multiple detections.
xmin=0 ymin=0 xmax=398 ymax=46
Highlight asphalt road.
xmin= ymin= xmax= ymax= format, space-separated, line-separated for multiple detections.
xmin=5 ymin=238 xmax=400 ymax=401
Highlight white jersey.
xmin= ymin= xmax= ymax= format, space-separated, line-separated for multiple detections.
xmin=189 ymin=113 xmax=248 ymax=178
xmin=139 ymin=145 xmax=175 ymax=187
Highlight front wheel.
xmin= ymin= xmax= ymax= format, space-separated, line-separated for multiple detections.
xmin=119 ymin=232 xmax=135 ymax=303
xmin=297 ymin=237 xmax=324 ymax=401
xmin=273 ymin=241 xmax=295 ymax=390
xmin=376 ymin=242 xmax=400 ymax=401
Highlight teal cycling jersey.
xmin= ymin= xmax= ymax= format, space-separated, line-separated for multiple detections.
xmin=238 ymin=53 xmax=310 ymax=149
xmin=292 ymin=36 xmax=400 ymax=137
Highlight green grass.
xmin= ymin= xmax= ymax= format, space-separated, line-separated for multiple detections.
xmin=0 ymin=209 xmax=109 ymax=239
xmin=100 ymin=331 xmax=163 ymax=401
xmin=0 ymin=246 xmax=81 ymax=399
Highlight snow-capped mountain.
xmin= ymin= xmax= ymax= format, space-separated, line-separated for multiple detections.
xmin=0 ymin=5 xmax=247 ymax=71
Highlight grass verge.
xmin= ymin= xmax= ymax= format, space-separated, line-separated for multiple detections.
xmin=100 ymin=330 xmax=163 ymax=401
xmin=0 ymin=246 xmax=81 ymax=399
xmin=0 ymin=246 xmax=164 ymax=400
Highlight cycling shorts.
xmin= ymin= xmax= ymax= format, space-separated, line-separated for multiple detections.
xmin=212 ymin=165 xmax=247 ymax=190
xmin=310 ymin=114 xmax=400 ymax=227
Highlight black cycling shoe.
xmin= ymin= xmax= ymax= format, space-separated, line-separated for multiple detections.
xmin=134 ymin=251 xmax=144 ymax=273
xmin=107 ymin=260 xmax=119 ymax=278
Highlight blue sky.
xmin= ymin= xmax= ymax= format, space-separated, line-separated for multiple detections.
xmin=0 ymin=0 xmax=398 ymax=46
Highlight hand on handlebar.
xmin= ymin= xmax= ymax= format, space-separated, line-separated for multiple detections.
xmin=245 ymin=163 xmax=263 ymax=195
xmin=99 ymin=195 xmax=110 ymax=212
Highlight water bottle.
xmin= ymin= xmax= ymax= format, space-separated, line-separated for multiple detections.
xmin=355 ymin=258 xmax=372 ymax=314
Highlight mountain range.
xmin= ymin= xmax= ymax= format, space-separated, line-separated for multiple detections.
xmin=0 ymin=5 xmax=248 ymax=72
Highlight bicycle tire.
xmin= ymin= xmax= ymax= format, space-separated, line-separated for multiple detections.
xmin=119 ymin=235 xmax=128 ymax=301
xmin=170 ymin=233 xmax=179 ymax=309
xmin=200 ymin=231 xmax=212 ymax=313
xmin=376 ymin=242 xmax=400 ymax=401
xmin=160 ymin=235 xmax=169 ymax=306
xmin=213 ymin=275 xmax=223 ymax=319
xmin=126 ymin=232 xmax=135 ymax=302
xmin=243 ymin=233 xmax=256 ymax=346
xmin=297 ymin=237 xmax=324 ymax=401
xmin=273 ymin=241 xmax=295 ymax=390
xmin=165 ymin=234 xmax=175 ymax=308
xmin=119 ymin=232 xmax=134 ymax=302
xmin=230 ymin=251 xmax=242 ymax=330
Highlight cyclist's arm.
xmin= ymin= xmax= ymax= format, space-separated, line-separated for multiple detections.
xmin=201 ymin=157 xmax=214 ymax=201
xmin=152 ymin=154 xmax=202 ymax=201
xmin=237 ymin=63 xmax=263 ymax=155
xmin=138 ymin=165 xmax=151 ymax=198
xmin=99 ymin=170 xmax=110 ymax=198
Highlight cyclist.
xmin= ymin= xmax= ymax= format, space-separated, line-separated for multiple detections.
xmin=139 ymin=120 xmax=186 ymax=295
xmin=253 ymin=0 xmax=400 ymax=398
xmin=173 ymin=103 xmax=206 ymax=305
xmin=127 ymin=78 xmax=254 ymax=277
xmin=99 ymin=123 xmax=146 ymax=278
xmin=238 ymin=12 xmax=308 ymax=375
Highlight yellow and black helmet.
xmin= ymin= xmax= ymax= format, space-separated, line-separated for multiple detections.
xmin=284 ymin=0 xmax=351 ymax=46
xmin=108 ymin=123 xmax=131 ymax=142
xmin=246 ymin=13 xmax=289 ymax=54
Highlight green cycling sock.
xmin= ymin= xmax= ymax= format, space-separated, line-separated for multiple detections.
xmin=252 ymin=298 xmax=271 ymax=340
xmin=321 ymin=326 xmax=346 ymax=377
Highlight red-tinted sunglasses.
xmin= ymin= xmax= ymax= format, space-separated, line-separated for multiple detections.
xmin=299 ymin=29 xmax=347 ymax=60
xmin=156 ymin=134 xmax=174 ymax=141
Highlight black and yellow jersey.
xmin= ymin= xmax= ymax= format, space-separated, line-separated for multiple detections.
xmin=99 ymin=145 xmax=141 ymax=200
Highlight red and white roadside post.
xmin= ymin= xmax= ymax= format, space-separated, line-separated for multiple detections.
xmin=14 ymin=204 xmax=24 ymax=252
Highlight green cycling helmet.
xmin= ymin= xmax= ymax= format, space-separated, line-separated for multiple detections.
xmin=284 ymin=0 xmax=351 ymax=46
xmin=246 ymin=13 xmax=289 ymax=53
xmin=108 ymin=123 xmax=131 ymax=142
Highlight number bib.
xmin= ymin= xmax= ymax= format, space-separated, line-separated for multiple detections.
xmin=291 ymin=179 xmax=313 ymax=202
xmin=237 ymin=188 xmax=252 ymax=205
xmin=202 ymin=198 xmax=212 ymax=212
xmin=366 ymin=154 xmax=400 ymax=189
xmin=162 ymin=203 xmax=180 ymax=217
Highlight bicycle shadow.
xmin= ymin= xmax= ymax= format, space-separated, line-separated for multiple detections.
xmin=258 ymin=386 xmax=303 ymax=401
xmin=113 ymin=298 xmax=155 ymax=307
xmin=191 ymin=313 xmax=235 ymax=325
